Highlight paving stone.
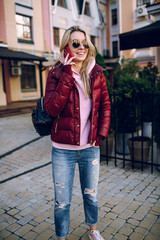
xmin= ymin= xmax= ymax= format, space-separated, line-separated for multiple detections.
xmin=0 ymin=221 xmax=10 ymax=231
xmin=144 ymin=233 xmax=160 ymax=240
xmin=69 ymin=233 xmax=81 ymax=240
xmin=139 ymin=219 xmax=154 ymax=229
xmin=118 ymin=226 xmax=133 ymax=236
xmin=0 ymin=114 xmax=160 ymax=239
xmin=131 ymin=213 xmax=145 ymax=221
xmin=100 ymin=232 xmax=112 ymax=240
xmin=113 ymin=233 xmax=128 ymax=240
xmin=109 ymin=218 xmax=125 ymax=230
xmin=118 ymin=209 xmax=134 ymax=219
xmin=96 ymin=221 xmax=107 ymax=232
xmin=4 ymin=234 xmax=20 ymax=240
xmin=151 ymin=206 xmax=160 ymax=215
xmin=100 ymin=206 xmax=110 ymax=212
xmin=7 ymin=223 xmax=21 ymax=232
xmin=112 ymin=205 xmax=127 ymax=214
xmin=34 ymin=215 xmax=46 ymax=223
xmin=17 ymin=214 xmax=34 ymax=225
xmin=104 ymin=226 xmax=117 ymax=234
xmin=129 ymin=231 xmax=144 ymax=240
xmin=0 ymin=229 xmax=11 ymax=238
xmin=23 ymin=231 xmax=38 ymax=240
xmin=33 ymin=222 xmax=51 ymax=233
xmin=134 ymin=226 xmax=148 ymax=235
xmin=70 ymin=210 xmax=80 ymax=219
xmin=150 ymin=223 xmax=160 ymax=235
xmin=105 ymin=212 xmax=117 ymax=220
xmin=145 ymin=213 xmax=158 ymax=221
xmin=7 ymin=209 xmax=20 ymax=216
xmin=15 ymin=224 xmax=33 ymax=237
xmin=100 ymin=217 xmax=112 ymax=226
xmin=35 ymin=229 xmax=54 ymax=240
xmin=72 ymin=227 xmax=87 ymax=236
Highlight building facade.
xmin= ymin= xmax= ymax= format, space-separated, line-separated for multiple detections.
xmin=0 ymin=0 xmax=158 ymax=107
xmin=104 ymin=0 xmax=157 ymax=72
xmin=0 ymin=0 xmax=106 ymax=106
xmin=0 ymin=0 xmax=51 ymax=106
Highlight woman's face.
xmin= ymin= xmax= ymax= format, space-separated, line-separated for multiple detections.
xmin=68 ymin=31 xmax=89 ymax=63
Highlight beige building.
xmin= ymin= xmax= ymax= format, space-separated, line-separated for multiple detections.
xmin=1 ymin=0 xmax=158 ymax=107
xmin=104 ymin=0 xmax=157 ymax=74
xmin=0 ymin=0 xmax=51 ymax=106
xmin=0 ymin=0 xmax=107 ymax=107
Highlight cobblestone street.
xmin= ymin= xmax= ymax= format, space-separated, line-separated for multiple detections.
xmin=0 ymin=113 xmax=160 ymax=240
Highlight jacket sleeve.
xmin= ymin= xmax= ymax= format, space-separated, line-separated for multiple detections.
xmin=98 ymin=72 xmax=111 ymax=138
xmin=44 ymin=65 xmax=75 ymax=117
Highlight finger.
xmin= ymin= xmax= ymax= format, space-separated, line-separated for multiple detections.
xmin=67 ymin=57 xmax=75 ymax=64
xmin=64 ymin=54 xmax=69 ymax=64
xmin=92 ymin=141 xmax=96 ymax=147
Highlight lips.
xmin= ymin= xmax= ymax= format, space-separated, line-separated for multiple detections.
xmin=77 ymin=52 xmax=85 ymax=55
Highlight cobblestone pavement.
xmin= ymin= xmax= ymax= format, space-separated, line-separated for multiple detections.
xmin=0 ymin=114 xmax=160 ymax=240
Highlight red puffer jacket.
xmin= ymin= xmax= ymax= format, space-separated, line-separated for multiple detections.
xmin=44 ymin=62 xmax=111 ymax=145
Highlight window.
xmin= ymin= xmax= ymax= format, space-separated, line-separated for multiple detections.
xmin=111 ymin=9 xmax=117 ymax=25
xmin=112 ymin=41 xmax=118 ymax=58
xmin=91 ymin=36 xmax=96 ymax=46
xmin=57 ymin=0 xmax=67 ymax=8
xmin=16 ymin=14 xmax=32 ymax=41
xmin=84 ymin=2 xmax=91 ymax=16
xmin=137 ymin=0 xmax=150 ymax=6
xmin=21 ymin=64 xmax=36 ymax=92
xmin=76 ymin=0 xmax=83 ymax=14
xmin=54 ymin=27 xmax=60 ymax=47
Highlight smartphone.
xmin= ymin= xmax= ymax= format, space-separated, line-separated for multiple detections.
xmin=64 ymin=46 xmax=74 ymax=60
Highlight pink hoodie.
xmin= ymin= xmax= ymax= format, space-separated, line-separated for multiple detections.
xmin=52 ymin=58 xmax=95 ymax=150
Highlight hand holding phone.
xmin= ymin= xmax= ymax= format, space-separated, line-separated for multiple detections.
xmin=64 ymin=46 xmax=74 ymax=60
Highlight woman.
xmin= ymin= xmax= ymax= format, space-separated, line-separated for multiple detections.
xmin=44 ymin=26 xmax=111 ymax=240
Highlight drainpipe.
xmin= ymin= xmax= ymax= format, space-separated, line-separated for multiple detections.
xmin=39 ymin=62 xmax=43 ymax=97
xmin=146 ymin=5 xmax=158 ymax=67
xmin=118 ymin=0 xmax=122 ymax=63
xmin=49 ymin=0 xmax=54 ymax=52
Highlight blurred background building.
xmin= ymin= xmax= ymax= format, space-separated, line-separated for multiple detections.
xmin=0 ymin=0 xmax=159 ymax=107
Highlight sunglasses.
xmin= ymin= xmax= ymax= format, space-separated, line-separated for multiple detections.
xmin=71 ymin=39 xmax=89 ymax=49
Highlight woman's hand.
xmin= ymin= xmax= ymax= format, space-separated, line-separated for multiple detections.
xmin=92 ymin=141 xmax=99 ymax=148
xmin=61 ymin=52 xmax=76 ymax=75
xmin=92 ymin=135 xmax=103 ymax=147
xmin=62 ymin=52 xmax=75 ymax=66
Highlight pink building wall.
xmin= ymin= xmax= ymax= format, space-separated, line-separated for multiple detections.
xmin=42 ymin=0 xmax=52 ymax=52
xmin=0 ymin=0 xmax=7 ymax=43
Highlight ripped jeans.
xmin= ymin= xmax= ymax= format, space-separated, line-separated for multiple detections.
xmin=52 ymin=146 xmax=100 ymax=239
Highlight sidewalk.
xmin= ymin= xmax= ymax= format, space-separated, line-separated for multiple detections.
xmin=0 ymin=100 xmax=37 ymax=117
xmin=0 ymin=114 xmax=160 ymax=240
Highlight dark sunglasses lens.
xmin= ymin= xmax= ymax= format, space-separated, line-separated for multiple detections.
xmin=72 ymin=40 xmax=80 ymax=48
xmin=82 ymin=40 xmax=89 ymax=48
xmin=72 ymin=40 xmax=89 ymax=49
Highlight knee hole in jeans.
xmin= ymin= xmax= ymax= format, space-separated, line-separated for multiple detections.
xmin=56 ymin=182 xmax=65 ymax=188
xmin=55 ymin=201 xmax=67 ymax=208
xmin=92 ymin=159 xmax=99 ymax=165
xmin=84 ymin=188 xmax=96 ymax=197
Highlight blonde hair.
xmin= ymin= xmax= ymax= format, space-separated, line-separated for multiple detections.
xmin=59 ymin=26 xmax=96 ymax=98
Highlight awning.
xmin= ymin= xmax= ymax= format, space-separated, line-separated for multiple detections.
xmin=0 ymin=47 xmax=47 ymax=62
xmin=0 ymin=47 xmax=47 ymax=97
xmin=119 ymin=21 xmax=160 ymax=50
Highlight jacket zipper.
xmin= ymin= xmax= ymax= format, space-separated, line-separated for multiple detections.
xmin=55 ymin=115 xmax=60 ymax=133
xmin=91 ymin=96 xmax=95 ymax=143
